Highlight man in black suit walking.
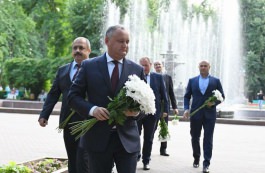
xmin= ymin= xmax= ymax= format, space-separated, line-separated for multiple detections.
xmin=154 ymin=60 xmax=179 ymax=156
xmin=68 ymin=25 xmax=145 ymax=173
xmin=38 ymin=37 xmax=91 ymax=173
xmin=138 ymin=57 xmax=169 ymax=170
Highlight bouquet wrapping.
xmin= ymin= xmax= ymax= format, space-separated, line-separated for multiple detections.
xmin=70 ymin=74 xmax=156 ymax=140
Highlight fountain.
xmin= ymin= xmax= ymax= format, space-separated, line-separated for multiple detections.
xmin=160 ymin=42 xmax=185 ymax=109
xmin=105 ymin=0 xmax=248 ymax=115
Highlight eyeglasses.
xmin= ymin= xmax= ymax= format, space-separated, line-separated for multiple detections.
xmin=200 ymin=65 xmax=208 ymax=67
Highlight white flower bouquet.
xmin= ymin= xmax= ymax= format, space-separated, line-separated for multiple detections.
xmin=70 ymin=74 xmax=156 ymax=140
xmin=189 ymin=89 xmax=224 ymax=117
xmin=158 ymin=117 xmax=170 ymax=142
xmin=172 ymin=114 xmax=180 ymax=125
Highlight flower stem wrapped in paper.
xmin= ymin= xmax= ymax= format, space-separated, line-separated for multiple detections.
xmin=70 ymin=75 xmax=156 ymax=140
xmin=56 ymin=110 xmax=76 ymax=133
xmin=172 ymin=114 xmax=180 ymax=125
xmin=158 ymin=117 xmax=170 ymax=142
xmin=189 ymin=89 xmax=224 ymax=117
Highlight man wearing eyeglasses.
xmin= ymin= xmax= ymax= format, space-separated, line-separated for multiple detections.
xmin=183 ymin=61 xmax=225 ymax=173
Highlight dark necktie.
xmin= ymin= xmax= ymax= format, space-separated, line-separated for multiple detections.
xmin=145 ymin=74 xmax=149 ymax=84
xmin=111 ymin=61 xmax=119 ymax=92
xmin=72 ymin=64 xmax=80 ymax=81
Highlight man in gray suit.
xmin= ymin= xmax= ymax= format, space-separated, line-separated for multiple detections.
xmin=38 ymin=37 xmax=91 ymax=173
xmin=68 ymin=25 xmax=145 ymax=173
xmin=154 ymin=60 xmax=179 ymax=156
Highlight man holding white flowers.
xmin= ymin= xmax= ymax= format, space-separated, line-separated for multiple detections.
xmin=138 ymin=57 xmax=169 ymax=170
xmin=68 ymin=25 xmax=146 ymax=173
xmin=183 ymin=60 xmax=225 ymax=173
xmin=154 ymin=60 xmax=179 ymax=156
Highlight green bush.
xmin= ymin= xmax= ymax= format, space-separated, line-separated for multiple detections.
xmin=0 ymin=161 xmax=31 ymax=173
xmin=0 ymin=91 xmax=6 ymax=99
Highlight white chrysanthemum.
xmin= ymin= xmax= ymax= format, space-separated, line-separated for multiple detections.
xmin=124 ymin=75 xmax=156 ymax=114
xmin=172 ymin=119 xmax=179 ymax=125
xmin=212 ymin=90 xmax=224 ymax=102
xmin=158 ymin=135 xmax=170 ymax=142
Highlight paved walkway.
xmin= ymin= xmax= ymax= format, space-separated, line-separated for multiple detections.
xmin=0 ymin=113 xmax=265 ymax=173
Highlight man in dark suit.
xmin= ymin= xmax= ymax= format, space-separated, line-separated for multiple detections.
xmin=137 ymin=57 xmax=169 ymax=170
xmin=38 ymin=37 xmax=91 ymax=173
xmin=154 ymin=60 xmax=179 ymax=156
xmin=183 ymin=61 xmax=225 ymax=173
xmin=67 ymin=25 xmax=145 ymax=173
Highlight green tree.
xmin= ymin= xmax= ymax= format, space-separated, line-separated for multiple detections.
xmin=67 ymin=0 xmax=106 ymax=57
xmin=0 ymin=0 xmax=42 ymax=84
xmin=2 ymin=58 xmax=49 ymax=98
xmin=19 ymin=0 xmax=72 ymax=58
xmin=241 ymin=0 xmax=265 ymax=100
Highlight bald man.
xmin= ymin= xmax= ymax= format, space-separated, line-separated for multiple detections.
xmin=183 ymin=61 xmax=225 ymax=173
xmin=154 ymin=60 xmax=178 ymax=156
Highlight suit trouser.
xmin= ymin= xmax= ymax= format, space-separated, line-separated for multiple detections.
xmin=76 ymin=146 xmax=90 ymax=173
xmin=160 ymin=116 xmax=168 ymax=153
xmin=84 ymin=132 xmax=138 ymax=173
xmin=137 ymin=115 xmax=158 ymax=164
xmin=190 ymin=117 xmax=216 ymax=167
xmin=63 ymin=126 xmax=80 ymax=173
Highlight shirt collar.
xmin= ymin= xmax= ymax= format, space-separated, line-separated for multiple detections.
xmin=106 ymin=52 xmax=123 ymax=64
xmin=199 ymin=74 xmax=210 ymax=79
xmin=72 ymin=61 xmax=79 ymax=68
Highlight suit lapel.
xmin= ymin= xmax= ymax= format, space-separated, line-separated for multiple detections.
xmin=205 ymin=76 xmax=213 ymax=94
xmin=195 ymin=75 xmax=203 ymax=95
xmin=97 ymin=55 xmax=112 ymax=90
xmin=150 ymin=72 xmax=155 ymax=88
xmin=61 ymin=62 xmax=72 ymax=85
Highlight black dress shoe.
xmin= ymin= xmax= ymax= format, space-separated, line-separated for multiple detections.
xmin=143 ymin=164 xmax=150 ymax=170
xmin=193 ymin=160 xmax=199 ymax=168
xmin=160 ymin=152 xmax=169 ymax=156
xmin=203 ymin=166 xmax=210 ymax=173
xmin=137 ymin=154 xmax=141 ymax=162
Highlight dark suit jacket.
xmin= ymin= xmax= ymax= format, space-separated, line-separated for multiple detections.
xmin=150 ymin=72 xmax=169 ymax=119
xmin=184 ymin=75 xmax=225 ymax=120
xmin=163 ymin=74 xmax=177 ymax=109
xmin=39 ymin=62 xmax=82 ymax=125
xmin=67 ymin=54 xmax=145 ymax=153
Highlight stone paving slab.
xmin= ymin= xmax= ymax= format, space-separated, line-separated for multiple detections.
xmin=1 ymin=113 xmax=265 ymax=173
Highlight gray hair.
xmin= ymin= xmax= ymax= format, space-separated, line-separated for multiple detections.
xmin=139 ymin=57 xmax=152 ymax=63
xmin=105 ymin=25 xmax=126 ymax=39
xmin=72 ymin=37 xmax=91 ymax=49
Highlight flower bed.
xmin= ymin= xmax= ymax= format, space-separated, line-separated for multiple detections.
xmin=0 ymin=158 xmax=68 ymax=173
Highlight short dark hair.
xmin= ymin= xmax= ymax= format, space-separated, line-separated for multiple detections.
xmin=105 ymin=25 xmax=126 ymax=39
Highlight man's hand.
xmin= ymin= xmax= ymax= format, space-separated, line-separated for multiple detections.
xmin=173 ymin=109 xmax=179 ymax=115
xmin=162 ymin=112 xmax=168 ymax=118
xmin=93 ymin=107 xmax=110 ymax=121
xmin=183 ymin=110 xmax=190 ymax=119
xmin=207 ymin=102 xmax=215 ymax=107
xmin=38 ymin=118 xmax=48 ymax=127
xmin=124 ymin=110 xmax=139 ymax=117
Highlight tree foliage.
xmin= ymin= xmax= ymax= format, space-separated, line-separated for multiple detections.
xmin=2 ymin=58 xmax=49 ymax=97
xmin=19 ymin=0 xmax=72 ymax=58
xmin=111 ymin=0 xmax=130 ymax=23
xmin=67 ymin=0 xmax=106 ymax=57
xmin=180 ymin=0 xmax=216 ymax=20
xmin=1 ymin=0 xmax=265 ymax=101
xmin=241 ymin=0 xmax=265 ymax=100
